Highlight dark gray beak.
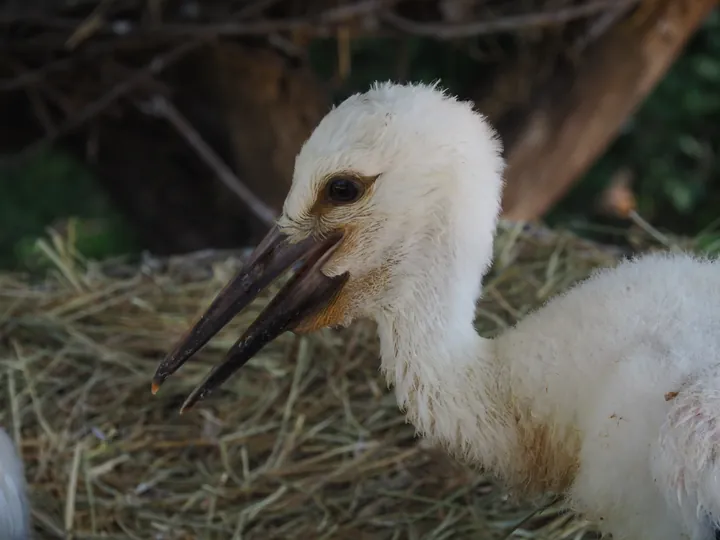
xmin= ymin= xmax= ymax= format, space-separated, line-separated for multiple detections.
xmin=151 ymin=225 xmax=348 ymax=413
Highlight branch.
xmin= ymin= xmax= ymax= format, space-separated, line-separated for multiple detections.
xmin=382 ymin=0 xmax=639 ymax=39
xmin=0 ymin=57 xmax=77 ymax=92
xmin=0 ymin=0 xmax=395 ymax=38
xmin=0 ymin=39 xmax=205 ymax=165
xmin=141 ymin=95 xmax=278 ymax=227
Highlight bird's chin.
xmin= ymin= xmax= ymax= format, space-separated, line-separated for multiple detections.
xmin=292 ymin=312 xmax=353 ymax=335
xmin=291 ymin=290 xmax=355 ymax=334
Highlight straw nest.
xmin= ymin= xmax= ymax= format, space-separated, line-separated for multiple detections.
xmin=0 ymin=221 xmax=697 ymax=539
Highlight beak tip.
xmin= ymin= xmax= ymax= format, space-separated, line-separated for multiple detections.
xmin=179 ymin=394 xmax=199 ymax=415
xmin=151 ymin=353 xmax=183 ymax=391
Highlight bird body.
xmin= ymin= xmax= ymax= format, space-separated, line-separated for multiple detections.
xmin=392 ymin=250 xmax=720 ymax=540
xmin=0 ymin=427 xmax=30 ymax=540
xmin=155 ymin=81 xmax=720 ymax=540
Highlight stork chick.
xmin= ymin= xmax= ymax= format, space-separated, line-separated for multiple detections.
xmin=153 ymin=82 xmax=720 ymax=540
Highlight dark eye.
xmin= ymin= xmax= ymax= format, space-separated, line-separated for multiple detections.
xmin=326 ymin=177 xmax=363 ymax=204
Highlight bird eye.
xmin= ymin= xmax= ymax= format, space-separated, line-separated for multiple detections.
xmin=326 ymin=176 xmax=364 ymax=204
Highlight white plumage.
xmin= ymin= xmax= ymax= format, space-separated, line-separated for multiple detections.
xmin=0 ymin=427 xmax=30 ymax=539
xmin=270 ymin=82 xmax=720 ymax=539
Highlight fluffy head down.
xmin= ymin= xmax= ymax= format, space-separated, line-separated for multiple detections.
xmin=278 ymin=81 xmax=505 ymax=330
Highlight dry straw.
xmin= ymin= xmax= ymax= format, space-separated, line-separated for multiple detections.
xmin=0 ymin=220 xmax=698 ymax=539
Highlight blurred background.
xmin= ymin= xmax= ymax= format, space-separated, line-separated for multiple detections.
xmin=1 ymin=0 xmax=718 ymax=270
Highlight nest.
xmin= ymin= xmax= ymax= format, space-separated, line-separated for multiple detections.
xmin=0 ymin=220 xmax=693 ymax=539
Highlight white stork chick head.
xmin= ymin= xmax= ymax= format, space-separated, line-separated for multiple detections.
xmin=154 ymin=81 xmax=506 ymax=411
xmin=277 ymin=81 xmax=506 ymax=332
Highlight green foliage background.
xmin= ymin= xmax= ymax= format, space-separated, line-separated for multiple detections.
xmin=0 ymin=9 xmax=717 ymax=269
xmin=0 ymin=148 xmax=135 ymax=269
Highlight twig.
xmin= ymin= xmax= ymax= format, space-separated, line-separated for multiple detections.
xmin=154 ymin=0 xmax=394 ymax=36
xmin=141 ymin=95 xmax=277 ymax=227
xmin=0 ymin=57 xmax=76 ymax=92
xmin=25 ymin=87 xmax=57 ymax=135
xmin=381 ymin=0 xmax=639 ymax=39
xmin=267 ymin=33 xmax=308 ymax=59
xmin=0 ymin=39 xmax=204 ymax=166
xmin=628 ymin=210 xmax=672 ymax=248
xmin=0 ymin=0 xmax=396 ymax=37
xmin=572 ymin=0 xmax=637 ymax=53
xmin=65 ymin=0 xmax=118 ymax=50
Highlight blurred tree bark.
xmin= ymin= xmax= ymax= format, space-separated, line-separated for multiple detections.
xmin=496 ymin=0 xmax=717 ymax=222
xmin=91 ymin=44 xmax=329 ymax=254
xmin=207 ymin=44 xmax=329 ymax=212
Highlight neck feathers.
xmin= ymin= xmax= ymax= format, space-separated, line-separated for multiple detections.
xmin=373 ymin=221 xmax=580 ymax=495
xmin=373 ymin=223 xmax=520 ymax=480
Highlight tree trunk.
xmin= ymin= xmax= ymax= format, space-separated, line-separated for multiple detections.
xmin=90 ymin=44 xmax=330 ymax=254
xmin=498 ymin=0 xmax=717 ymax=222
xmin=206 ymin=43 xmax=330 ymax=212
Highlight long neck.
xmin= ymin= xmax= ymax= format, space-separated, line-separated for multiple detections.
xmin=373 ymin=213 xmax=583 ymax=494
xmin=373 ymin=218 xmax=521 ymax=481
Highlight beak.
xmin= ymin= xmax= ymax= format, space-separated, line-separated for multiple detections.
xmin=151 ymin=225 xmax=348 ymax=413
